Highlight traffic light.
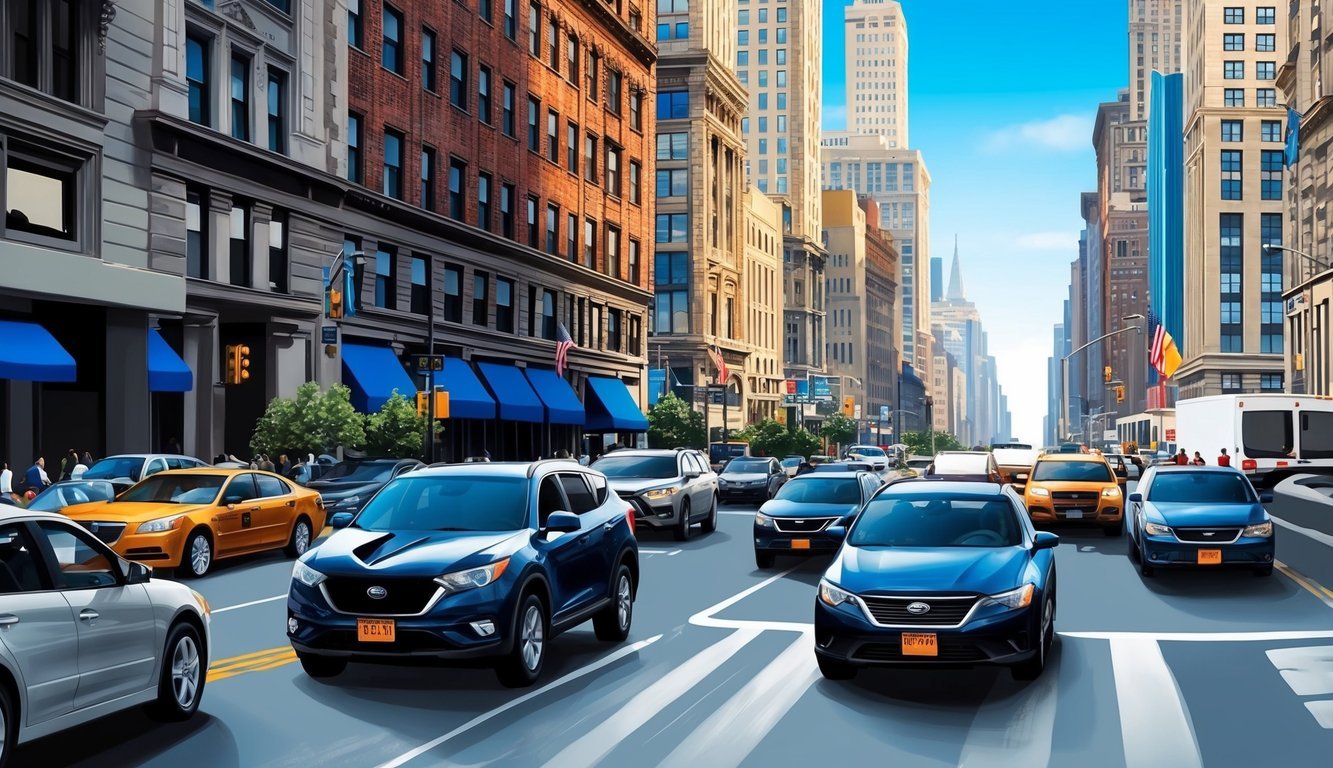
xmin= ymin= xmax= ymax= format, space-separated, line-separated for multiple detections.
xmin=225 ymin=344 xmax=251 ymax=385
xmin=328 ymin=287 xmax=344 ymax=319
xmin=1104 ymin=366 xmax=1113 ymax=383
xmin=1115 ymin=385 xmax=1126 ymax=404
xmin=842 ymin=396 xmax=855 ymax=418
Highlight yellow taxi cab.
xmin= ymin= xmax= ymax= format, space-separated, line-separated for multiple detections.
xmin=62 ymin=468 xmax=325 ymax=577
xmin=1021 ymin=453 xmax=1123 ymax=536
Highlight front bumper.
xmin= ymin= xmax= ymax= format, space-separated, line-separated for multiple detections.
xmin=624 ymin=493 xmax=681 ymax=529
xmin=754 ymin=526 xmax=841 ymax=555
xmin=108 ymin=527 xmax=189 ymax=568
xmin=1138 ymin=534 xmax=1275 ymax=568
xmin=814 ymin=596 xmax=1038 ymax=668
xmin=1027 ymin=500 xmax=1122 ymax=526
xmin=719 ymin=483 xmax=769 ymax=501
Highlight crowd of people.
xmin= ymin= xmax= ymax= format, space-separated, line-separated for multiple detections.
xmin=1166 ymin=448 xmax=1231 ymax=466
xmin=1 ymin=450 xmax=99 ymax=503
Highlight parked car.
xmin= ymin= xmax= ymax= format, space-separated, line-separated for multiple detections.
xmin=780 ymin=456 xmax=805 ymax=478
xmin=25 ymin=479 xmax=123 ymax=514
xmin=843 ymin=445 xmax=890 ymax=472
xmin=1021 ymin=453 xmax=1124 ymax=536
xmin=81 ymin=454 xmax=209 ymax=485
xmin=813 ymin=481 xmax=1059 ymax=681
xmin=905 ymin=455 xmax=934 ymax=474
xmin=592 ymin=449 xmax=717 ymax=541
xmin=754 ymin=471 xmax=882 ymax=568
xmin=993 ymin=447 xmax=1041 ymax=487
xmin=0 ymin=509 xmax=212 ymax=764
xmin=287 ymin=461 xmax=638 ymax=688
xmin=306 ymin=458 xmax=424 ymax=515
xmin=718 ymin=457 xmax=787 ymax=504
xmin=1127 ymin=466 xmax=1275 ymax=577
xmin=61 ymin=469 xmax=326 ymax=577
xmin=1102 ymin=453 xmax=1140 ymax=481
xmin=924 ymin=452 xmax=1003 ymax=484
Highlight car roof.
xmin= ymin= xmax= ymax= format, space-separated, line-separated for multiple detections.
xmin=876 ymin=479 xmax=1005 ymax=497
xmin=1036 ymin=453 xmax=1108 ymax=463
xmin=598 ymin=449 xmax=691 ymax=457
xmin=0 ymin=508 xmax=75 ymax=523
xmin=1148 ymin=465 xmax=1243 ymax=474
xmin=935 ymin=451 xmax=990 ymax=457
xmin=149 ymin=468 xmax=282 ymax=477
xmin=96 ymin=454 xmax=201 ymax=461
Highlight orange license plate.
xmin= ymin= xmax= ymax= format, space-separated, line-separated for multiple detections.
xmin=357 ymin=618 xmax=396 ymax=642
xmin=1197 ymin=549 xmax=1222 ymax=565
xmin=902 ymin=633 xmax=938 ymax=657
xmin=791 ymin=539 xmax=811 ymax=550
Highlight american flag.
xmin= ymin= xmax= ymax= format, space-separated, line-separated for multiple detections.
xmin=555 ymin=323 xmax=576 ymax=377
xmin=1148 ymin=310 xmax=1166 ymax=377
xmin=708 ymin=345 xmax=729 ymax=383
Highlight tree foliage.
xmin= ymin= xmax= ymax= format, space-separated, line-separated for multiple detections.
xmin=899 ymin=430 xmax=964 ymax=457
xmin=731 ymin=420 xmax=824 ymax=458
xmin=364 ymin=391 xmax=428 ymax=458
xmin=251 ymin=382 xmax=367 ymax=458
xmin=647 ymin=393 xmax=706 ymax=449
xmin=788 ymin=428 xmax=825 ymax=459
xmin=820 ymin=414 xmax=859 ymax=447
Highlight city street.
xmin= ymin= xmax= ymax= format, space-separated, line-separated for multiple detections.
xmin=14 ymin=482 xmax=1333 ymax=767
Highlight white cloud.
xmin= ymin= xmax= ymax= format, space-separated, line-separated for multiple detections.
xmin=984 ymin=114 xmax=1094 ymax=153
xmin=1014 ymin=231 xmax=1080 ymax=252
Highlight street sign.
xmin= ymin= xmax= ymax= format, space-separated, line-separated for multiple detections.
xmin=854 ymin=404 xmax=862 ymax=419
xmin=812 ymin=377 xmax=834 ymax=401
xmin=413 ymin=354 xmax=444 ymax=373
xmin=1103 ymin=429 xmax=1117 ymax=442
xmin=1165 ymin=428 xmax=1176 ymax=441
xmin=879 ymin=405 xmax=889 ymax=421
xmin=321 ymin=326 xmax=338 ymax=345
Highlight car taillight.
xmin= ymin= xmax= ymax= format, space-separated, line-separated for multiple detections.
xmin=1277 ymin=461 xmax=1289 ymax=467
xmin=1241 ymin=459 xmax=1257 ymax=471
xmin=626 ymin=507 xmax=636 ymax=536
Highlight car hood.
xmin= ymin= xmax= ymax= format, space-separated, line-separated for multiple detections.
xmin=758 ymin=500 xmax=857 ymax=518
xmin=1144 ymin=501 xmax=1267 ymax=527
xmin=62 ymin=501 xmax=213 ymax=523
xmin=308 ymin=527 xmax=527 ymax=578
xmin=827 ymin=545 xmax=1031 ymax=595
xmin=306 ymin=480 xmax=384 ymax=500
xmin=721 ymin=472 xmax=768 ymax=482
xmin=609 ymin=478 xmax=681 ymax=495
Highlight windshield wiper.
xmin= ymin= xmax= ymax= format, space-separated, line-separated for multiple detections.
xmin=435 ymin=526 xmax=473 ymax=531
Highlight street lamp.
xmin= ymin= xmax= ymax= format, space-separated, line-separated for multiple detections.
xmin=1262 ymin=244 xmax=1329 ymax=276
xmin=1061 ymin=314 xmax=1143 ymax=442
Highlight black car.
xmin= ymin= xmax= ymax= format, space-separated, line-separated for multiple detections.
xmin=718 ymin=457 xmax=787 ymax=503
xmin=305 ymin=458 xmax=424 ymax=515
xmin=754 ymin=471 xmax=882 ymax=568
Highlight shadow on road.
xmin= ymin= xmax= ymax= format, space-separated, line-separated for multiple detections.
xmin=15 ymin=710 xmax=239 ymax=768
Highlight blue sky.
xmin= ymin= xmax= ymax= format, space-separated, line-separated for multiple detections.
xmin=821 ymin=0 xmax=1128 ymax=442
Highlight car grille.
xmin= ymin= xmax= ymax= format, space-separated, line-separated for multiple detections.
xmin=77 ymin=521 xmax=126 ymax=545
xmin=311 ymin=629 xmax=464 ymax=653
xmin=852 ymin=639 xmax=988 ymax=663
xmin=1173 ymin=527 xmax=1242 ymax=543
xmin=1052 ymin=491 xmax=1099 ymax=502
xmin=323 ymin=577 xmax=442 ymax=616
xmin=859 ymin=595 xmax=980 ymax=627
xmin=773 ymin=517 xmax=839 ymax=533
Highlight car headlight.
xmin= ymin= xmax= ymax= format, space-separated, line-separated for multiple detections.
xmin=1243 ymin=521 xmax=1274 ymax=538
xmin=983 ymin=583 xmax=1035 ymax=611
xmin=191 ymin=589 xmax=211 ymax=616
xmin=292 ymin=559 xmax=326 ymax=587
xmin=755 ymin=513 xmax=774 ymax=529
xmin=1143 ymin=522 xmax=1172 ymax=537
xmin=1029 ymin=487 xmax=1050 ymax=498
xmin=643 ymin=487 xmax=678 ymax=500
xmin=1102 ymin=486 xmax=1121 ymax=497
xmin=137 ymin=515 xmax=186 ymax=534
xmin=435 ymin=558 xmax=511 ymax=594
xmin=334 ymin=495 xmax=361 ymax=508
xmin=818 ymin=579 xmax=854 ymax=607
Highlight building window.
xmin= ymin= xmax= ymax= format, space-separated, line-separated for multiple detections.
xmin=656 ymin=168 xmax=687 ymax=197
xmin=229 ymin=203 xmax=250 ymax=287
xmin=496 ymin=278 xmax=514 ymax=332
xmin=1220 ymin=213 xmax=1243 ymax=353
xmin=567 ymin=35 xmax=580 ymax=83
xmin=527 ymin=96 xmax=540 ymax=152
xmin=421 ymin=147 xmax=436 ymax=210
xmin=1221 ymin=373 xmax=1243 ymax=392
xmin=374 ymin=247 xmax=396 ymax=309
xmin=478 ymin=66 xmax=492 ymax=123
xmin=1256 ymin=33 xmax=1276 ymax=52
xmin=628 ymin=239 xmax=641 ymax=283
xmin=567 ymin=122 xmax=579 ymax=172
xmin=607 ymin=70 xmax=622 ymax=115
xmin=383 ymin=128 xmax=404 ymax=198
xmin=1257 ymin=6 xmax=1275 ymax=24
xmin=607 ymin=308 xmax=622 ymax=352
xmin=630 ymin=90 xmax=643 ymax=131
xmin=502 ymin=81 xmax=516 ymax=136
xmin=500 ymin=183 xmax=515 ymax=238
xmin=1260 ymin=150 xmax=1284 ymax=200
xmin=657 ymin=133 xmax=688 ymax=160
xmin=656 ymin=213 xmax=688 ymax=243
xmin=1224 ymin=88 xmax=1244 ymax=107
xmin=584 ymin=217 xmax=597 ymax=267
xmin=422 ymin=29 xmax=437 ymax=91
xmin=629 ymin=160 xmax=641 ymax=204
xmin=186 ymin=33 xmax=211 ymax=126
xmin=410 ymin=254 xmax=429 ymax=315
xmin=658 ymin=91 xmax=688 ymax=119
xmin=348 ymin=0 xmax=364 ymax=48
xmin=567 ymin=212 xmax=577 ymax=260
xmin=1256 ymin=62 xmax=1276 ymax=80
xmin=1257 ymin=88 xmax=1277 ymax=107
xmin=347 ymin=112 xmax=363 ymax=182
xmin=504 ymin=0 xmax=517 ymax=39
xmin=473 ymin=271 xmax=490 ymax=326
xmin=547 ymin=110 xmax=560 ymax=163
xmin=443 ymin=265 xmax=463 ymax=322
xmin=1223 ymin=61 xmax=1243 ymax=80
xmin=605 ymin=144 xmax=621 ymax=196
xmin=186 ymin=187 xmax=208 ymax=279
xmin=1260 ymin=373 xmax=1283 ymax=391
xmin=477 ymin=172 xmax=492 ymax=230
xmin=382 ymin=5 xmax=404 ymax=74
xmin=267 ymin=68 xmax=287 ymax=153
xmin=267 ymin=214 xmax=288 ymax=293
xmin=654 ymin=252 xmax=690 ymax=333
xmin=230 ymin=55 xmax=250 ymax=141
xmin=606 ymin=225 xmax=621 ymax=279
xmin=1224 ymin=7 xmax=1244 ymax=23
xmin=450 ymin=49 xmax=468 ymax=108
xmin=448 ymin=157 xmax=466 ymax=219
xmin=1261 ymin=120 xmax=1282 ymax=142
xmin=1223 ymin=33 xmax=1244 ymax=51
xmin=1221 ymin=120 xmax=1242 ymax=142
xmin=545 ymin=203 xmax=559 ymax=255
xmin=587 ymin=51 xmax=600 ymax=101
xmin=528 ymin=1 xmax=540 ymax=56
xmin=481 ymin=0 xmax=493 ymax=26
xmin=547 ymin=15 xmax=559 ymax=70
xmin=585 ymin=133 xmax=598 ymax=182
xmin=1221 ymin=150 xmax=1242 ymax=200
xmin=541 ymin=289 xmax=557 ymax=340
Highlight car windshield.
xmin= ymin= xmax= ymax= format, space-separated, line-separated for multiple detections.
xmin=781 ymin=458 xmax=803 ymax=468
xmin=849 ymin=446 xmax=886 ymax=457
xmin=710 ymin=444 xmax=748 ymax=462
xmin=353 ymin=476 xmax=529 ymax=531
xmin=1148 ymin=472 xmax=1257 ymax=504
xmin=27 ymin=481 xmax=118 ymax=512
xmin=82 ymin=457 xmax=146 ymax=480
xmin=725 ymin=459 xmax=771 ymax=474
xmin=318 ymin=461 xmax=395 ymax=483
xmin=850 ymin=494 xmax=1022 ymax=548
xmin=993 ymin=449 xmax=1039 ymax=467
xmin=118 ymin=474 xmax=225 ymax=504
xmin=774 ymin=478 xmax=862 ymax=504
xmin=593 ymin=455 xmax=679 ymax=479
xmin=931 ymin=455 xmax=988 ymax=474
xmin=1031 ymin=460 xmax=1114 ymax=483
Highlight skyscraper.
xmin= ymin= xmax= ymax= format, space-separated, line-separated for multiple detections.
xmin=844 ymin=0 xmax=908 ymax=146
xmin=930 ymin=254 xmax=944 ymax=303
xmin=1129 ymin=0 xmax=1185 ymax=121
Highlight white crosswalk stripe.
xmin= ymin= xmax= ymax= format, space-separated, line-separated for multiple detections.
xmin=1266 ymin=645 xmax=1333 ymax=729
xmin=1107 ymin=636 xmax=1202 ymax=768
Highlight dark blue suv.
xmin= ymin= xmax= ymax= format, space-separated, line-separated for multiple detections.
xmin=287 ymin=461 xmax=638 ymax=687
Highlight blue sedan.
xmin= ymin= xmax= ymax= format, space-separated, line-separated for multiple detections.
xmin=287 ymin=461 xmax=638 ymax=687
xmin=1127 ymin=466 xmax=1276 ymax=577
xmin=814 ymin=481 xmax=1059 ymax=681
xmin=754 ymin=470 xmax=882 ymax=568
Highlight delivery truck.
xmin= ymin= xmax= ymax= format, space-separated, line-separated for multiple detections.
xmin=1175 ymin=394 xmax=1333 ymax=487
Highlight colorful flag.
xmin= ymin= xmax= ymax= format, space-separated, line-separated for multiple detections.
xmin=555 ymin=323 xmax=576 ymax=377
xmin=708 ymin=345 xmax=729 ymax=383
xmin=1149 ymin=311 xmax=1182 ymax=380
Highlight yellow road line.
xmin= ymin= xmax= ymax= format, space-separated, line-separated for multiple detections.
xmin=1276 ymin=560 xmax=1333 ymax=610
xmin=208 ymin=646 xmax=294 ymax=668
xmin=207 ymin=646 xmax=299 ymax=682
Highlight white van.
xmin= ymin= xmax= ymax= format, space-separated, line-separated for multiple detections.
xmin=1175 ymin=394 xmax=1333 ymax=486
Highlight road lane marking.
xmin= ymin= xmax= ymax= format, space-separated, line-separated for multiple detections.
xmin=207 ymin=646 xmax=298 ymax=682
xmin=212 ymin=594 xmax=287 ymax=614
xmin=718 ymin=511 xmax=757 ymax=517
xmin=1063 ymin=630 xmax=1333 ymax=642
xmin=958 ymin=651 xmax=1061 ymax=768
xmin=542 ymin=628 xmax=762 ymax=768
xmin=689 ymin=565 xmax=807 ymax=632
xmin=1107 ymin=635 xmax=1203 ymax=768
xmin=375 ymin=634 xmax=662 ymax=768
xmin=1265 ymin=646 xmax=1333 ymax=696
xmin=1272 ymin=515 xmax=1333 ymax=550
xmin=657 ymin=630 xmax=819 ymax=768
xmin=1276 ymin=560 xmax=1333 ymax=609
xmin=639 ymin=548 xmax=683 ymax=555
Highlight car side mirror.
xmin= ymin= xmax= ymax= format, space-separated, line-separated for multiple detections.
xmin=545 ymin=511 xmax=581 ymax=533
xmin=1259 ymin=491 xmax=1274 ymax=505
xmin=1128 ymin=492 xmax=1143 ymax=503
xmin=826 ymin=525 xmax=847 ymax=541
xmin=683 ymin=470 xmax=701 ymax=480
xmin=329 ymin=512 xmax=354 ymax=529
xmin=1032 ymin=531 xmax=1060 ymax=551
xmin=221 ymin=494 xmax=244 ymax=507
xmin=122 ymin=559 xmax=151 ymax=584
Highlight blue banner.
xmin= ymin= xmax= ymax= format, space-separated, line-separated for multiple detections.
xmin=812 ymin=377 xmax=833 ymax=401
xmin=648 ymin=368 xmax=667 ymax=406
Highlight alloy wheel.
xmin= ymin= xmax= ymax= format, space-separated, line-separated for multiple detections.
xmin=521 ymin=604 xmax=544 ymax=671
xmin=616 ymin=573 xmax=632 ymax=630
xmin=190 ymin=535 xmax=211 ymax=575
xmin=295 ymin=521 xmax=311 ymax=554
xmin=172 ymin=635 xmax=201 ymax=710
xmin=0 ymin=697 xmax=6 ymax=759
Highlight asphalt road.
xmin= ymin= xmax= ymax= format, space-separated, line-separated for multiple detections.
xmin=16 ymin=483 xmax=1333 ymax=767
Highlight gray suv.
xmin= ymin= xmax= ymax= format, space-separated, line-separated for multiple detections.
xmin=592 ymin=449 xmax=718 ymax=541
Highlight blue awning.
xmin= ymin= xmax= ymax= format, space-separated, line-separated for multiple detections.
xmin=440 ymin=357 xmax=496 ymax=420
xmin=476 ymin=362 xmax=544 ymax=423
xmin=585 ymin=376 xmax=649 ymax=432
xmin=525 ymin=368 xmax=585 ymax=426
xmin=341 ymin=344 xmax=417 ymax=412
xmin=148 ymin=329 xmax=193 ymax=392
xmin=0 ymin=319 xmax=76 ymax=382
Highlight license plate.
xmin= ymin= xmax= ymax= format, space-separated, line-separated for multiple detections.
xmin=1064 ymin=509 xmax=1084 ymax=519
xmin=357 ymin=618 xmax=396 ymax=642
xmin=791 ymin=539 xmax=811 ymax=550
xmin=1197 ymin=549 xmax=1222 ymax=565
xmin=902 ymin=633 xmax=938 ymax=657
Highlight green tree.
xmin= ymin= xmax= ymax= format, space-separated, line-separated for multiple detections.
xmin=788 ymin=428 xmax=824 ymax=458
xmin=364 ymin=391 xmax=428 ymax=458
xmin=734 ymin=419 xmax=794 ymax=457
xmin=250 ymin=382 xmax=367 ymax=458
xmin=900 ymin=431 xmax=964 ymax=457
xmin=820 ymin=413 xmax=859 ymax=448
xmin=647 ymin=393 xmax=706 ymax=449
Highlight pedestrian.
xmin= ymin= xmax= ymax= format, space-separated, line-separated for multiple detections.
xmin=81 ymin=451 xmax=94 ymax=467
xmin=24 ymin=458 xmax=50 ymax=493
xmin=167 ymin=436 xmax=182 ymax=455
xmin=1192 ymin=451 xmax=1206 ymax=466
xmin=1217 ymin=448 xmax=1231 ymax=467
xmin=795 ymin=460 xmax=814 ymax=476
xmin=0 ymin=462 xmax=12 ymax=502
xmin=60 ymin=449 xmax=78 ymax=481
xmin=277 ymin=454 xmax=291 ymax=476
xmin=213 ymin=453 xmax=227 ymax=465
xmin=71 ymin=454 xmax=89 ymax=479
xmin=555 ymin=449 xmax=572 ymax=459
xmin=1175 ymin=449 xmax=1190 ymax=466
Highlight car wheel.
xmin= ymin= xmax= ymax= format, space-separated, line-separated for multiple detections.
xmin=148 ymin=623 xmax=206 ymax=721
xmin=1012 ymin=591 xmax=1054 ymax=681
xmin=182 ymin=529 xmax=212 ymax=578
xmin=1254 ymin=565 xmax=1275 ymax=577
xmin=496 ymin=594 xmax=547 ymax=688
xmin=755 ymin=550 xmax=775 ymax=569
xmin=285 ymin=517 xmax=313 ymax=558
xmin=673 ymin=499 xmax=693 ymax=542
xmin=700 ymin=494 xmax=718 ymax=534
xmin=593 ymin=565 xmax=634 ymax=642
xmin=298 ymin=652 xmax=347 ymax=679
xmin=1139 ymin=549 xmax=1156 ymax=577
xmin=817 ymin=655 xmax=857 ymax=680
xmin=0 ymin=674 xmax=16 ymax=768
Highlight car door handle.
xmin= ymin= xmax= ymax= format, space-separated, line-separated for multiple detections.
xmin=603 ymin=520 xmax=619 ymax=531
xmin=79 ymin=610 xmax=99 ymax=622
xmin=286 ymin=500 xmax=296 ymax=507
xmin=0 ymin=614 xmax=19 ymax=627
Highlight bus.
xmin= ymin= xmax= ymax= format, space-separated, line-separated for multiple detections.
xmin=708 ymin=441 xmax=750 ymax=471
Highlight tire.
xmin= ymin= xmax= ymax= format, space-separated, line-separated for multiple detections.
xmin=0 ymin=678 xmax=16 ymax=768
xmin=1011 ymin=591 xmax=1055 ymax=681
xmin=1103 ymin=520 xmax=1124 ymax=537
xmin=673 ymin=499 xmax=693 ymax=542
xmin=1128 ymin=535 xmax=1142 ymax=562
xmin=755 ymin=550 xmax=775 ymax=569
xmin=147 ymin=623 xmax=206 ymax=721
xmin=298 ymin=652 xmax=347 ymax=679
xmin=817 ymin=655 xmax=858 ymax=680
xmin=286 ymin=517 xmax=313 ymax=558
xmin=593 ymin=565 xmax=634 ymax=642
xmin=1139 ymin=552 xmax=1156 ymax=577
xmin=496 ymin=594 xmax=547 ymax=688
xmin=1254 ymin=565 xmax=1274 ymax=577
xmin=181 ymin=529 xmax=212 ymax=578
xmin=700 ymin=495 xmax=718 ymax=534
